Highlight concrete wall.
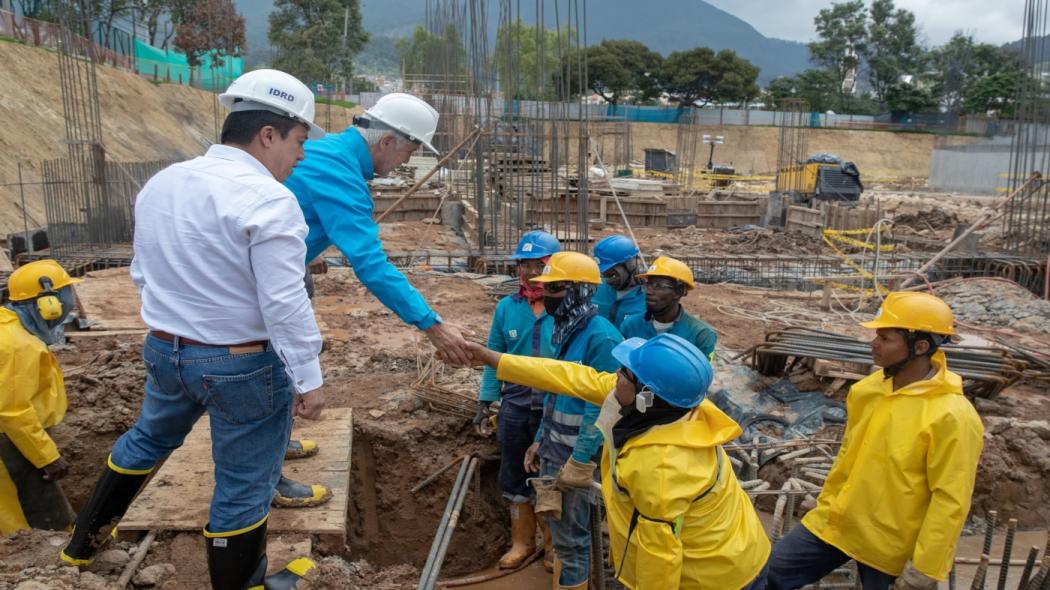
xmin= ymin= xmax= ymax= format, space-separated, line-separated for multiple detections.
xmin=929 ymin=137 xmax=1018 ymax=195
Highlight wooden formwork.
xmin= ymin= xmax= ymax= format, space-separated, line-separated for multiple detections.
xmin=693 ymin=200 xmax=765 ymax=229
xmin=371 ymin=190 xmax=446 ymax=223
xmin=784 ymin=202 xmax=883 ymax=236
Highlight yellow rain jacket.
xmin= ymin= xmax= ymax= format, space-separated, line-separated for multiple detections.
xmin=0 ymin=307 xmax=68 ymax=534
xmin=498 ymin=354 xmax=770 ymax=590
xmin=802 ymin=350 xmax=983 ymax=580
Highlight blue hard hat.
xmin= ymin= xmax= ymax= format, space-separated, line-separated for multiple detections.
xmin=594 ymin=235 xmax=640 ymax=272
xmin=513 ymin=230 xmax=561 ymax=260
xmin=611 ymin=333 xmax=713 ymax=409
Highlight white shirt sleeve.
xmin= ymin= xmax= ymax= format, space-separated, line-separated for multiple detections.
xmin=240 ymin=193 xmax=323 ymax=394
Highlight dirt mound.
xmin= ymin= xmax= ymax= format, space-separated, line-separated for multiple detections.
xmin=0 ymin=40 xmax=359 ymax=236
xmin=938 ymin=278 xmax=1050 ymax=335
xmin=892 ymin=206 xmax=961 ymax=231
xmin=603 ymin=225 xmax=824 ymax=259
xmin=51 ymin=339 xmax=146 ymax=510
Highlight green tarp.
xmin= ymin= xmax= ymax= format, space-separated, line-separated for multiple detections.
xmin=134 ymin=39 xmax=243 ymax=91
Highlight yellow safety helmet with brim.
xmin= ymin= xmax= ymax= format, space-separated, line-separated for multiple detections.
xmin=638 ymin=255 xmax=695 ymax=290
xmin=7 ymin=259 xmax=81 ymax=302
xmin=860 ymin=291 xmax=955 ymax=336
xmin=530 ymin=251 xmax=602 ymax=285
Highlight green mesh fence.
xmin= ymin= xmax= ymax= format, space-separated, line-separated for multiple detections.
xmin=134 ymin=39 xmax=243 ymax=91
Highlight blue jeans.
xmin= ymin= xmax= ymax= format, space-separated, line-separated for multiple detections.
xmin=497 ymin=403 xmax=542 ymax=502
xmin=766 ymin=524 xmax=897 ymax=590
xmin=110 ymin=334 xmax=293 ymax=533
xmin=539 ymin=459 xmax=596 ymax=586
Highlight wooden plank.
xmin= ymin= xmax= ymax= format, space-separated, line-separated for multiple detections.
xmin=120 ymin=408 xmax=352 ymax=541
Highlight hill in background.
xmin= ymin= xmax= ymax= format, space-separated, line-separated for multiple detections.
xmin=237 ymin=0 xmax=812 ymax=84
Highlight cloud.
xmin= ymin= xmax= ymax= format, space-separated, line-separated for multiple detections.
xmin=706 ymin=0 xmax=1023 ymax=47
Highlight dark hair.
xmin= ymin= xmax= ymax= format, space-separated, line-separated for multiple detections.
xmin=220 ymin=110 xmax=304 ymax=145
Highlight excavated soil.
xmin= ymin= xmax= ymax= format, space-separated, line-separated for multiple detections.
xmin=4 ymin=262 xmax=1050 ymax=587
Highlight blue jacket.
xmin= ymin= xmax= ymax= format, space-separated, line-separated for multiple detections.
xmin=537 ymin=315 xmax=622 ymax=466
xmin=619 ymin=308 xmax=718 ymax=359
xmin=479 ymin=294 xmax=554 ymax=409
xmin=593 ymin=283 xmax=646 ymax=328
xmin=284 ymin=128 xmax=438 ymax=329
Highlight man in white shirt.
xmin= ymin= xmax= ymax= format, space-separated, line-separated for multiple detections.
xmin=62 ymin=69 xmax=324 ymax=590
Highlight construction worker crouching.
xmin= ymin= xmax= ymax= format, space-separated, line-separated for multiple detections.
xmin=0 ymin=260 xmax=80 ymax=535
xmin=766 ymin=292 xmax=984 ymax=590
xmin=466 ymin=333 xmax=771 ymax=589
xmin=620 ymin=255 xmax=717 ymax=359
xmin=474 ymin=231 xmax=561 ymax=570
xmin=592 ymin=235 xmax=646 ymax=328
xmin=525 ymin=251 xmax=623 ymax=589
xmin=62 ymin=69 xmax=326 ymax=589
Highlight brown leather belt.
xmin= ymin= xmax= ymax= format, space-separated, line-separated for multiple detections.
xmin=149 ymin=330 xmax=268 ymax=354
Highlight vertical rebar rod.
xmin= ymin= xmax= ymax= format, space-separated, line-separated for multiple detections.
xmin=999 ymin=519 xmax=1019 ymax=590
xmin=1018 ymin=547 xmax=1039 ymax=590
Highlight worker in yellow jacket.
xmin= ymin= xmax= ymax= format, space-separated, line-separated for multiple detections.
xmin=467 ymin=333 xmax=770 ymax=590
xmin=0 ymin=260 xmax=81 ymax=534
xmin=767 ymin=292 xmax=984 ymax=590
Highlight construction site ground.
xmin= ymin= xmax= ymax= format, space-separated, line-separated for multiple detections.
xmin=2 ymin=219 xmax=1048 ymax=588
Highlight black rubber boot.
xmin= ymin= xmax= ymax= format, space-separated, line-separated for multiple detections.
xmin=205 ymin=518 xmax=315 ymax=590
xmin=205 ymin=518 xmax=268 ymax=590
xmin=61 ymin=461 xmax=151 ymax=566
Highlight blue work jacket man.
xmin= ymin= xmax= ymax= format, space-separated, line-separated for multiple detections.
xmin=284 ymin=127 xmax=439 ymax=329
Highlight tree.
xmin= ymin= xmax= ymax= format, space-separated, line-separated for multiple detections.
xmin=964 ymin=70 xmax=1023 ymax=117
xmin=92 ymin=0 xmax=132 ymax=49
xmin=395 ymin=24 xmax=466 ymax=85
xmin=658 ymin=47 xmax=759 ymax=107
xmin=268 ymin=0 xmax=369 ymax=86
xmin=928 ymin=33 xmax=1023 ymax=115
xmin=174 ymin=0 xmax=245 ymax=80
xmin=133 ymin=0 xmax=194 ymax=48
xmin=764 ymin=69 xmax=838 ymax=112
xmin=884 ymin=80 xmax=936 ymax=115
xmin=494 ymin=19 xmax=574 ymax=100
xmin=808 ymin=1 xmax=867 ymax=101
xmin=864 ymin=0 xmax=925 ymax=102
xmin=583 ymin=40 xmax=662 ymax=105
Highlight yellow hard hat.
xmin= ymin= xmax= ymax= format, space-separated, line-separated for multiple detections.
xmin=861 ymin=291 xmax=955 ymax=336
xmin=639 ymin=255 xmax=695 ymax=289
xmin=531 ymin=251 xmax=601 ymax=285
xmin=7 ymin=260 xmax=81 ymax=301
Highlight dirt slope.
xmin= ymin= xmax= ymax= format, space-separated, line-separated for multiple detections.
xmin=0 ymin=39 xmax=359 ymax=237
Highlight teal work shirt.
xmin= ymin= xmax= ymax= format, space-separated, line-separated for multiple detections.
xmin=619 ymin=307 xmax=718 ymax=359
xmin=284 ymin=127 xmax=438 ymax=329
xmin=536 ymin=314 xmax=623 ymax=466
xmin=479 ymin=294 xmax=554 ymax=408
xmin=593 ymin=283 xmax=646 ymax=328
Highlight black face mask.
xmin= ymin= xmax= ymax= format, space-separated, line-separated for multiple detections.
xmin=543 ymin=295 xmax=564 ymax=317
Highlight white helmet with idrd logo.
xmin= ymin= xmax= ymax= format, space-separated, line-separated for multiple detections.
xmin=354 ymin=93 xmax=440 ymax=154
xmin=219 ymin=69 xmax=326 ymax=139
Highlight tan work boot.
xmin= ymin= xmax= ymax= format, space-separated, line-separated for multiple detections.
xmin=551 ymin=555 xmax=562 ymax=590
xmin=538 ymin=517 xmax=554 ymax=572
xmin=498 ymin=502 xmax=537 ymax=569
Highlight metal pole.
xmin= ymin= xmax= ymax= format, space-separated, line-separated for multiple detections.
xmin=424 ymin=456 xmax=478 ymax=590
xmin=18 ymin=162 xmax=31 ymax=254
xmin=417 ymin=455 xmax=470 ymax=590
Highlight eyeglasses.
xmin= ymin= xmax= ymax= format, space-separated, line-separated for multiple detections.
xmin=544 ymin=282 xmax=569 ymax=294
xmin=643 ymin=279 xmax=678 ymax=293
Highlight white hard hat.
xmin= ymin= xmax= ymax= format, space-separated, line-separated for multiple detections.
xmin=219 ymin=69 xmax=326 ymax=139
xmin=359 ymin=93 xmax=440 ymax=154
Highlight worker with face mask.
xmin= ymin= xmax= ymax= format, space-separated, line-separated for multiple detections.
xmin=620 ymin=255 xmax=717 ymax=359
xmin=522 ymin=251 xmax=623 ymax=589
xmin=473 ymin=230 xmax=561 ymax=571
xmin=0 ymin=260 xmax=79 ymax=535
xmin=766 ymin=292 xmax=984 ymax=590
xmin=465 ymin=332 xmax=771 ymax=589
xmin=592 ymin=235 xmax=646 ymax=328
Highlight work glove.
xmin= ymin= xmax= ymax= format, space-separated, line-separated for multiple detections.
xmin=532 ymin=478 xmax=563 ymax=520
xmin=556 ymin=457 xmax=597 ymax=489
xmin=892 ymin=562 xmax=938 ymax=590
xmin=472 ymin=401 xmax=493 ymax=436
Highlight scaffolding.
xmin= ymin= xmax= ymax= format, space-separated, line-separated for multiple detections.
xmin=1004 ymin=0 xmax=1050 ymax=256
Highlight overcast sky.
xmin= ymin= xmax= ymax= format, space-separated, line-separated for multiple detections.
xmin=705 ymin=0 xmax=1024 ymax=47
